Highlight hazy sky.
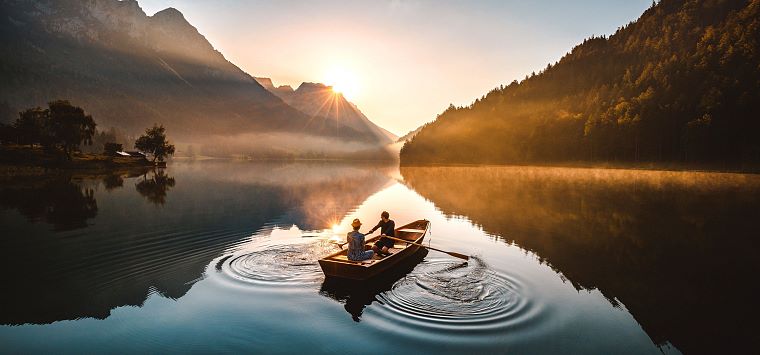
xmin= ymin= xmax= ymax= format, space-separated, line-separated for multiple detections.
xmin=139 ymin=0 xmax=651 ymax=136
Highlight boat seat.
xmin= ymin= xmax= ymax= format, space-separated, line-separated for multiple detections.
xmin=329 ymin=244 xmax=409 ymax=263
xmin=397 ymin=228 xmax=426 ymax=233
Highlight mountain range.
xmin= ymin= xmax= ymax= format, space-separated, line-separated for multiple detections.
xmin=0 ymin=0 xmax=394 ymax=156
xmin=400 ymin=0 xmax=760 ymax=167
xmin=255 ymin=77 xmax=396 ymax=144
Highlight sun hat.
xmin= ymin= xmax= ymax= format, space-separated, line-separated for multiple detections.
xmin=351 ymin=218 xmax=362 ymax=228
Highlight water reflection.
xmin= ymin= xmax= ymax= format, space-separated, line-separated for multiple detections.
xmin=0 ymin=167 xmax=165 ymax=230
xmin=101 ymin=168 xmax=151 ymax=191
xmin=401 ymin=166 xmax=760 ymax=353
xmin=219 ymin=233 xmax=337 ymax=286
xmin=135 ymin=169 xmax=176 ymax=205
xmin=0 ymin=175 xmax=98 ymax=231
xmin=5 ymin=162 xmax=754 ymax=353
xmin=0 ymin=161 xmax=394 ymax=325
xmin=320 ymin=249 xmax=428 ymax=322
xmin=376 ymin=256 xmax=534 ymax=330
xmin=102 ymin=174 xmax=125 ymax=190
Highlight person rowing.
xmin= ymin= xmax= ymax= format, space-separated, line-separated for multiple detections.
xmin=347 ymin=218 xmax=374 ymax=261
xmin=367 ymin=211 xmax=395 ymax=256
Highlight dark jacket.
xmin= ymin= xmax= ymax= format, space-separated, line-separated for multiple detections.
xmin=369 ymin=219 xmax=395 ymax=237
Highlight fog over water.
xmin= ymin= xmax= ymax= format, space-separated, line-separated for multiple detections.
xmin=188 ymin=132 xmax=398 ymax=160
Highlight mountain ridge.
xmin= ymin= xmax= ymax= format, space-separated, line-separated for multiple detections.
xmin=0 ymin=0 xmax=394 ymax=156
xmin=255 ymin=77 xmax=397 ymax=144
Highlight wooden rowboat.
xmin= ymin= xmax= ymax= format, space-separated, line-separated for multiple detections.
xmin=318 ymin=219 xmax=430 ymax=280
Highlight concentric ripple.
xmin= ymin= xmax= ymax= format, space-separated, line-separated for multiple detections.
xmin=219 ymin=239 xmax=335 ymax=286
xmin=376 ymin=257 xmax=539 ymax=330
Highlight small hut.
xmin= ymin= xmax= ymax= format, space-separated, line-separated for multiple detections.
xmin=116 ymin=150 xmax=149 ymax=162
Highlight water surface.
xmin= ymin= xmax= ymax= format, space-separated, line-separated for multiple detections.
xmin=2 ymin=161 xmax=758 ymax=353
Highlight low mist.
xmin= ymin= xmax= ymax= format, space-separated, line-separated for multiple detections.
xmin=176 ymin=132 xmax=399 ymax=161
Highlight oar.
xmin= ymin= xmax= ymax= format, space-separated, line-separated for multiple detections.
xmin=384 ymin=236 xmax=469 ymax=261
xmin=329 ymin=240 xmax=348 ymax=248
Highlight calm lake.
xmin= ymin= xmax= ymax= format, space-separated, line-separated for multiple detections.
xmin=1 ymin=161 xmax=759 ymax=354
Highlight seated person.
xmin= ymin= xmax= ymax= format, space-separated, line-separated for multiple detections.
xmin=368 ymin=211 xmax=395 ymax=255
xmin=347 ymin=218 xmax=374 ymax=261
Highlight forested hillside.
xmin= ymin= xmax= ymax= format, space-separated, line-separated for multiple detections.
xmin=401 ymin=0 xmax=760 ymax=167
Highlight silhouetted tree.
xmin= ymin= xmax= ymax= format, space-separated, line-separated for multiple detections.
xmin=13 ymin=107 xmax=47 ymax=147
xmin=46 ymin=100 xmax=96 ymax=159
xmin=683 ymin=114 xmax=712 ymax=162
xmin=135 ymin=124 xmax=175 ymax=162
xmin=0 ymin=123 xmax=18 ymax=145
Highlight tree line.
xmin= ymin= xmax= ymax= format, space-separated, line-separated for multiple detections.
xmin=0 ymin=100 xmax=175 ymax=162
xmin=401 ymin=0 xmax=760 ymax=167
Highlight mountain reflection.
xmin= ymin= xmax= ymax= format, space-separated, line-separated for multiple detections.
xmin=0 ymin=162 xmax=393 ymax=325
xmin=401 ymin=166 xmax=760 ymax=354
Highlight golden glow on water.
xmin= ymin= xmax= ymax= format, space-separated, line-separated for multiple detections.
xmin=328 ymin=235 xmax=343 ymax=245
xmin=4 ymin=162 xmax=756 ymax=353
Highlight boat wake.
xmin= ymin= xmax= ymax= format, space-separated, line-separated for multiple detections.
xmin=218 ymin=239 xmax=335 ymax=286
xmin=376 ymin=257 xmax=543 ymax=331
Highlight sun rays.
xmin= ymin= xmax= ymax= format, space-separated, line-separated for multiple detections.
xmin=323 ymin=66 xmax=359 ymax=100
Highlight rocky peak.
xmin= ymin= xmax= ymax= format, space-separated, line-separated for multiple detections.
xmin=254 ymin=77 xmax=275 ymax=90
xmin=276 ymin=85 xmax=294 ymax=93
xmin=146 ymin=7 xmax=222 ymax=65
xmin=255 ymin=78 xmax=295 ymax=95
xmin=255 ymin=79 xmax=396 ymax=143
xmin=86 ymin=0 xmax=148 ymax=39
xmin=149 ymin=7 xmax=198 ymax=38
xmin=295 ymin=82 xmax=332 ymax=93
xmin=150 ymin=7 xmax=187 ymax=25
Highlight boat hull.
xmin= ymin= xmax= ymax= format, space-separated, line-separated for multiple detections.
xmin=318 ymin=220 xmax=429 ymax=281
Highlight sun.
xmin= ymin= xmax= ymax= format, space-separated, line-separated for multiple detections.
xmin=323 ymin=66 xmax=359 ymax=100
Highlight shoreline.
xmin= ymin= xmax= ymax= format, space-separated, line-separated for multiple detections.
xmin=4 ymin=144 xmax=759 ymax=175
xmin=399 ymin=160 xmax=760 ymax=175
xmin=0 ymin=145 xmax=160 ymax=174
